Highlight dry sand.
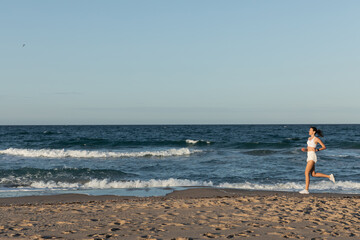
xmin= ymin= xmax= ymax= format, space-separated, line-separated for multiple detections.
xmin=0 ymin=188 xmax=359 ymax=240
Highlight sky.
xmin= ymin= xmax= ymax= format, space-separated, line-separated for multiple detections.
xmin=1 ymin=0 xmax=360 ymax=125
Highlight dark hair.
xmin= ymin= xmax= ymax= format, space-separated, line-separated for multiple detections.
xmin=310 ymin=126 xmax=324 ymax=137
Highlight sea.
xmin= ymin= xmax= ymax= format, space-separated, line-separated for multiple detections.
xmin=0 ymin=125 xmax=359 ymax=198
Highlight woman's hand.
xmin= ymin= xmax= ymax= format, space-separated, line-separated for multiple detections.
xmin=301 ymin=148 xmax=307 ymax=152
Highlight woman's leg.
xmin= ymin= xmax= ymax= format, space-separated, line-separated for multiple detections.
xmin=304 ymin=160 xmax=315 ymax=190
xmin=310 ymin=164 xmax=330 ymax=178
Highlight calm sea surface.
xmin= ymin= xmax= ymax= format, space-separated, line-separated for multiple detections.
xmin=0 ymin=125 xmax=359 ymax=197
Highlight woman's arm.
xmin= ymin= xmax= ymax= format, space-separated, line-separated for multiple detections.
xmin=316 ymin=138 xmax=327 ymax=151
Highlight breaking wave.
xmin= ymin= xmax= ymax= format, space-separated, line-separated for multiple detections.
xmin=26 ymin=178 xmax=214 ymax=189
xmin=186 ymin=139 xmax=211 ymax=145
xmin=0 ymin=148 xmax=201 ymax=158
xmin=4 ymin=178 xmax=359 ymax=194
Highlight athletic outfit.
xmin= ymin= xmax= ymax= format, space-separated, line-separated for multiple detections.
xmin=307 ymin=137 xmax=317 ymax=163
xmin=299 ymin=135 xmax=335 ymax=194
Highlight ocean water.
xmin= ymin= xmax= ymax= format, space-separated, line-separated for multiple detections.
xmin=0 ymin=125 xmax=359 ymax=198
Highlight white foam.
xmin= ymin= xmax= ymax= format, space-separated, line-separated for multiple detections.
xmin=218 ymin=182 xmax=303 ymax=191
xmin=28 ymin=178 xmax=214 ymax=189
xmin=16 ymin=179 xmax=360 ymax=193
xmin=0 ymin=148 xmax=201 ymax=159
xmin=218 ymin=180 xmax=360 ymax=192
xmin=186 ymin=139 xmax=211 ymax=144
xmin=0 ymin=188 xmax=41 ymax=193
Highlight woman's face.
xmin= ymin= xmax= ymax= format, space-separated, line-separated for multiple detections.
xmin=309 ymin=128 xmax=315 ymax=135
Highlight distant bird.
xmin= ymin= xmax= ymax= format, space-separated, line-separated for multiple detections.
xmin=22 ymin=44 xmax=26 ymax=47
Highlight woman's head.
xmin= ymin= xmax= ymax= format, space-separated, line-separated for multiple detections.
xmin=309 ymin=126 xmax=324 ymax=137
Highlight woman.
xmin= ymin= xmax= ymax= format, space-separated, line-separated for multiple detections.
xmin=299 ymin=127 xmax=335 ymax=194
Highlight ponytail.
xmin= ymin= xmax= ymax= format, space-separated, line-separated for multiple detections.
xmin=310 ymin=126 xmax=324 ymax=137
xmin=317 ymin=129 xmax=324 ymax=137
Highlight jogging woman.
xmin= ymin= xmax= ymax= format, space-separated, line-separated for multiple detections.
xmin=299 ymin=127 xmax=335 ymax=194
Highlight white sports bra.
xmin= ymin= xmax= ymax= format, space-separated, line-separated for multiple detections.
xmin=307 ymin=137 xmax=317 ymax=148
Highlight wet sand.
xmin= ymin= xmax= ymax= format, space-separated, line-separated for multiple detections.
xmin=0 ymin=188 xmax=359 ymax=239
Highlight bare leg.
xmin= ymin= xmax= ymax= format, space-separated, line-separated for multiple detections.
xmin=310 ymin=164 xmax=330 ymax=178
xmin=304 ymin=160 xmax=315 ymax=190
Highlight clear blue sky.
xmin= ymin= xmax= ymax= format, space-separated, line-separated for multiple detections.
xmin=1 ymin=0 xmax=359 ymax=124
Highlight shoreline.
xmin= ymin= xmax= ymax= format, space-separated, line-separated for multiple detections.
xmin=1 ymin=188 xmax=359 ymax=239
xmin=1 ymin=188 xmax=359 ymax=206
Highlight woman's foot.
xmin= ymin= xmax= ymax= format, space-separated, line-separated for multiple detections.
xmin=329 ymin=174 xmax=336 ymax=183
xmin=299 ymin=189 xmax=309 ymax=194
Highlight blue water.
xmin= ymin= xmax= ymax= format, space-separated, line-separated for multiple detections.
xmin=0 ymin=125 xmax=359 ymax=198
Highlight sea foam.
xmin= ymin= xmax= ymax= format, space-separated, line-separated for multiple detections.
xmin=218 ymin=180 xmax=360 ymax=192
xmin=186 ymin=139 xmax=211 ymax=144
xmin=0 ymin=148 xmax=201 ymax=158
xmin=28 ymin=178 xmax=214 ymax=189
xmin=17 ymin=179 xmax=360 ymax=193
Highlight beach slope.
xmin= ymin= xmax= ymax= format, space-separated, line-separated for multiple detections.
xmin=0 ymin=188 xmax=359 ymax=239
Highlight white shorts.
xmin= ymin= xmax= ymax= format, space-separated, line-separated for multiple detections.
xmin=307 ymin=151 xmax=317 ymax=163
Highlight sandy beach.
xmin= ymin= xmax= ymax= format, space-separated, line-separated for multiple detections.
xmin=0 ymin=188 xmax=359 ymax=240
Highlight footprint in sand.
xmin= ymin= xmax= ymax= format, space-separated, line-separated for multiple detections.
xmin=235 ymin=230 xmax=255 ymax=236
xmin=167 ymin=212 xmax=180 ymax=216
xmin=246 ymin=223 xmax=261 ymax=228
xmin=203 ymin=232 xmax=218 ymax=238
xmin=8 ymin=227 xmax=23 ymax=231
xmin=62 ymin=230 xmax=77 ymax=234
xmin=282 ymin=232 xmax=304 ymax=239
xmin=110 ymin=227 xmax=121 ymax=231
xmin=90 ymin=233 xmax=115 ymax=239
xmin=10 ymin=233 xmax=25 ymax=237
xmin=19 ymin=222 xmax=34 ymax=227
xmin=171 ymin=238 xmax=194 ymax=240
xmin=136 ymin=212 xmax=147 ymax=215
xmin=112 ymin=219 xmax=127 ymax=225
xmin=151 ymin=227 xmax=165 ymax=232
xmin=209 ymin=224 xmax=230 ymax=230
xmin=140 ymin=235 xmax=158 ymax=239
xmin=227 ymin=234 xmax=236 ymax=238
xmin=40 ymin=236 xmax=57 ymax=239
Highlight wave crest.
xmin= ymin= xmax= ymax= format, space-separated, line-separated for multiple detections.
xmin=0 ymin=148 xmax=201 ymax=158
xmin=28 ymin=178 xmax=214 ymax=189
xmin=186 ymin=139 xmax=211 ymax=145
xmin=13 ymin=179 xmax=360 ymax=193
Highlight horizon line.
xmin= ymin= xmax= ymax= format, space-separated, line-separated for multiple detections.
xmin=1 ymin=123 xmax=359 ymax=126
